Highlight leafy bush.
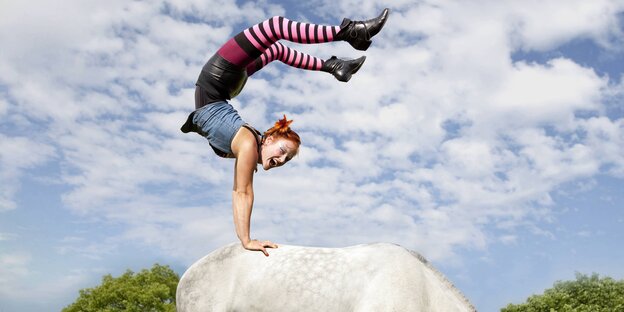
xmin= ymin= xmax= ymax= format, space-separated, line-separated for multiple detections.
xmin=502 ymin=273 xmax=624 ymax=312
xmin=63 ymin=264 xmax=179 ymax=312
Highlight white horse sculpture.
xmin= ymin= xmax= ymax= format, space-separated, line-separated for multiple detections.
xmin=177 ymin=242 xmax=476 ymax=312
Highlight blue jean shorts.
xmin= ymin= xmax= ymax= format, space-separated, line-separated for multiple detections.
xmin=192 ymin=101 xmax=245 ymax=156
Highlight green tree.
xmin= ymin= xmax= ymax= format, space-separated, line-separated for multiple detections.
xmin=63 ymin=264 xmax=179 ymax=312
xmin=502 ymin=273 xmax=624 ymax=312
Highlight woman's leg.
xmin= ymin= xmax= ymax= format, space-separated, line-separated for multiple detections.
xmin=218 ymin=16 xmax=340 ymax=68
xmin=218 ymin=9 xmax=389 ymax=68
xmin=245 ymin=42 xmax=324 ymax=75
xmin=245 ymin=42 xmax=366 ymax=82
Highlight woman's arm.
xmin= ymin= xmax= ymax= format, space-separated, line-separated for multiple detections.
xmin=231 ymin=130 xmax=278 ymax=256
xmin=232 ymin=151 xmax=255 ymax=246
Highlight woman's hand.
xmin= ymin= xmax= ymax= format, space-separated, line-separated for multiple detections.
xmin=242 ymin=239 xmax=278 ymax=257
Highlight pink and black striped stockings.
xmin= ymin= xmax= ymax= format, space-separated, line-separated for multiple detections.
xmin=217 ymin=16 xmax=342 ymax=76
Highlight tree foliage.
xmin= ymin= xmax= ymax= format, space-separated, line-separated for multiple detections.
xmin=502 ymin=273 xmax=624 ymax=312
xmin=63 ymin=264 xmax=179 ymax=312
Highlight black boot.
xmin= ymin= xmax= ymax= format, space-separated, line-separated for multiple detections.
xmin=180 ymin=111 xmax=197 ymax=133
xmin=321 ymin=56 xmax=366 ymax=82
xmin=335 ymin=8 xmax=390 ymax=51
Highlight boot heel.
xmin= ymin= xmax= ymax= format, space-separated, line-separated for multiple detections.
xmin=352 ymin=39 xmax=372 ymax=51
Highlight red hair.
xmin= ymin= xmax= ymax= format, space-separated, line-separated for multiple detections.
xmin=264 ymin=115 xmax=301 ymax=148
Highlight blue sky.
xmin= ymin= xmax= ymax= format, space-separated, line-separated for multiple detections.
xmin=1 ymin=1 xmax=623 ymax=311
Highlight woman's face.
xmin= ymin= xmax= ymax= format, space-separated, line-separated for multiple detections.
xmin=260 ymin=136 xmax=298 ymax=171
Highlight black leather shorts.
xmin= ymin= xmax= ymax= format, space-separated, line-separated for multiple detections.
xmin=195 ymin=54 xmax=248 ymax=109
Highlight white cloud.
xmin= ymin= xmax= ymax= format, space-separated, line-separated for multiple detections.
xmin=0 ymin=233 xmax=17 ymax=241
xmin=506 ymin=0 xmax=624 ymax=51
xmin=0 ymin=250 xmax=100 ymax=310
xmin=582 ymin=117 xmax=624 ymax=177
xmin=0 ymin=135 xmax=55 ymax=211
xmin=499 ymin=235 xmax=518 ymax=245
xmin=486 ymin=58 xmax=605 ymax=130
xmin=0 ymin=98 xmax=7 ymax=117
xmin=0 ymin=252 xmax=32 ymax=298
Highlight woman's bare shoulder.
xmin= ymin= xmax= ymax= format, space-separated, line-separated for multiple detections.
xmin=231 ymin=126 xmax=259 ymax=157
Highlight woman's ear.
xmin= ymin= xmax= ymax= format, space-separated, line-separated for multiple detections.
xmin=264 ymin=135 xmax=274 ymax=144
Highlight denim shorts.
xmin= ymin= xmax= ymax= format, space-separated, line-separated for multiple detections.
xmin=192 ymin=100 xmax=245 ymax=156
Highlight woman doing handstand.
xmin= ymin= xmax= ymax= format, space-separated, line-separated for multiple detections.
xmin=181 ymin=8 xmax=390 ymax=256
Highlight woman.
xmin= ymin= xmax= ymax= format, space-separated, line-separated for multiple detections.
xmin=181 ymin=8 xmax=390 ymax=256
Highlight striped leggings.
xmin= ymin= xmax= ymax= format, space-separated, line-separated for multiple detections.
xmin=217 ymin=16 xmax=342 ymax=75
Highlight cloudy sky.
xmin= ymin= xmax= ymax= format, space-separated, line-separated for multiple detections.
xmin=1 ymin=0 xmax=623 ymax=311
